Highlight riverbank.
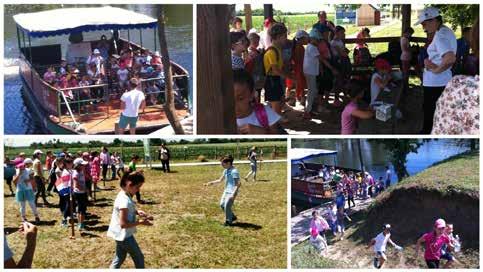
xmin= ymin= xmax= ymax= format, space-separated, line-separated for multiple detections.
xmin=292 ymin=151 xmax=479 ymax=268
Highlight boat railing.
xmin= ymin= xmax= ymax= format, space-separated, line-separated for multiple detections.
xmin=138 ymin=75 xmax=189 ymax=105
xmin=57 ymin=83 xmax=110 ymax=122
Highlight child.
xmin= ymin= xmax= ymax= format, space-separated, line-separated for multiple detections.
xmin=128 ymin=155 xmax=145 ymax=204
xmin=107 ymin=171 xmax=153 ymax=268
xmin=317 ymin=26 xmax=339 ymax=108
xmin=400 ymin=27 xmax=414 ymax=79
xmin=233 ymin=69 xmax=281 ymax=134
xmin=292 ymin=30 xmax=309 ymax=104
xmin=56 ymin=158 xmax=74 ymax=227
xmin=341 ymin=84 xmax=375 ymax=134
xmin=370 ymin=58 xmax=393 ymax=105
xmin=59 ymin=59 xmax=68 ymax=76
xmin=331 ymin=26 xmax=352 ymax=94
xmin=90 ymin=151 xmax=101 ymax=193
xmin=4 ymin=157 xmax=16 ymax=196
xmin=117 ymin=65 xmax=130 ymax=91
xmin=335 ymin=207 xmax=351 ymax=240
xmin=115 ymin=153 xmax=125 ymax=179
xmin=13 ymin=162 xmax=39 ymax=223
xmin=367 ymin=224 xmax=403 ymax=269
xmin=43 ymin=66 xmax=56 ymax=84
xmin=244 ymin=146 xmax=258 ymax=181
xmin=73 ymin=158 xmax=88 ymax=230
xmin=303 ymin=29 xmax=322 ymax=119
xmin=231 ymin=31 xmax=248 ymax=70
xmin=441 ymin=223 xmax=459 ymax=268
xmin=110 ymin=153 xmax=117 ymax=180
xmin=309 ymin=211 xmax=329 ymax=256
xmin=204 ymin=155 xmax=241 ymax=226
xmin=416 ymin=218 xmax=452 ymax=268
xmin=245 ymin=32 xmax=265 ymax=101
xmin=82 ymin=152 xmax=93 ymax=202
xmin=145 ymin=81 xmax=160 ymax=105
xmin=263 ymin=23 xmax=293 ymax=115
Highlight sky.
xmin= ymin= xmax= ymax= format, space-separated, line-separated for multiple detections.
xmin=4 ymin=138 xmax=191 ymax=147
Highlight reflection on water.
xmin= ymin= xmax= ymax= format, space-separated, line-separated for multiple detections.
xmin=293 ymin=139 xmax=471 ymax=183
xmin=4 ymin=4 xmax=193 ymax=134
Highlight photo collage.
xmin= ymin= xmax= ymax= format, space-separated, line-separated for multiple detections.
xmin=2 ymin=2 xmax=480 ymax=270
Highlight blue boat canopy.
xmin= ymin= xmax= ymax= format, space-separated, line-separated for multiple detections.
xmin=291 ymin=148 xmax=337 ymax=163
xmin=13 ymin=6 xmax=158 ymax=38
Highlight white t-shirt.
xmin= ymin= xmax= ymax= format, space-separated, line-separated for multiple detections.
xmin=330 ymin=39 xmax=345 ymax=58
xmin=370 ymin=72 xmax=387 ymax=105
xmin=236 ymin=104 xmax=281 ymax=128
xmin=107 ymin=191 xmax=137 ymax=241
xmin=121 ymin=89 xmax=145 ymax=117
xmin=117 ymin=68 xmax=129 ymax=82
xmin=374 ymin=232 xmax=391 ymax=252
xmin=303 ymin=44 xmax=320 ymax=76
xmin=423 ymin=26 xmax=457 ymax=87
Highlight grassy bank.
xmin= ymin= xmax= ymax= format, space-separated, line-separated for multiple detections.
xmin=4 ymin=163 xmax=287 ymax=268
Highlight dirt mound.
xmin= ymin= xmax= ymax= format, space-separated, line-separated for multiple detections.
xmin=353 ymin=186 xmax=479 ymax=249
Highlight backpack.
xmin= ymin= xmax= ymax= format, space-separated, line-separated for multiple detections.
xmin=248 ymin=48 xmax=266 ymax=89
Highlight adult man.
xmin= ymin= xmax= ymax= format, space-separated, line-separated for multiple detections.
xmin=117 ymin=78 xmax=146 ymax=135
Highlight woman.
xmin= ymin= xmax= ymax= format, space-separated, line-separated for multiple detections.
xmin=100 ymin=147 xmax=111 ymax=182
xmin=158 ymin=144 xmax=170 ymax=173
xmin=432 ymin=18 xmax=479 ymax=135
xmin=415 ymin=7 xmax=457 ymax=134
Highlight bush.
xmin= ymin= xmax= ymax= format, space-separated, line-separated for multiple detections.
xmin=197 ymin=155 xmax=208 ymax=162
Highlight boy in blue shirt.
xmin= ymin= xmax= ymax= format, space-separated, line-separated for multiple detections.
xmin=205 ymin=155 xmax=241 ymax=226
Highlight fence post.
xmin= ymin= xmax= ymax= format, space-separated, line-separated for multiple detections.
xmin=214 ymin=147 xmax=217 ymax=160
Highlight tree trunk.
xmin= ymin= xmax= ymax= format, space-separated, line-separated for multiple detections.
xmin=244 ymin=4 xmax=253 ymax=31
xmin=197 ymin=5 xmax=237 ymax=134
xmin=158 ymin=6 xmax=185 ymax=134
xmin=357 ymin=139 xmax=365 ymax=172
xmin=264 ymin=4 xmax=273 ymax=19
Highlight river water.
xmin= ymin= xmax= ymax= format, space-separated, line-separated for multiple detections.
xmin=4 ymin=4 xmax=193 ymax=134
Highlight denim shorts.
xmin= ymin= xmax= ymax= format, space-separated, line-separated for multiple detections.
xmin=119 ymin=114 xmax=139 ymax=129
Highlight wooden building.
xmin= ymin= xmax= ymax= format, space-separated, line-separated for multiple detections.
xmin=356 ymin=4 xmax=381 ymax=26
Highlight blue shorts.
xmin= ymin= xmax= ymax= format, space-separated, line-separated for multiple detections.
xmin=119 ymin=114 xmax=138 ymax=129
xmin=441 ymin=252 xmax=455 ymax=261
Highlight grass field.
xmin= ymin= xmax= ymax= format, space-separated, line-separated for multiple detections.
xmin=4 ymin=141 xmax=287 ymax=163
xmin=4 ymin=163 xmax=287 ymax=268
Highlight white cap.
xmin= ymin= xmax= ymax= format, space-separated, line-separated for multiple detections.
xmin=154 ymin=51 xmax=160 ymax=56
xmin=248 ymin=28 xmax=258 ymax=35
xmin=383 ymin=224 xmax=391 ymax=230
xmin=33 ymin=149 xmax=43 ymax=155
xmin=73 ymin=158 xmax=89 ymax=168
xmin=93 ymin=48 xmax=100 ymax=54
xmin=295 ymin=29 xmax=309 ymax=40
xmin=414 ymin=7 xmax=440 ymax=26
xmin=23 ymin=158 xmax=33 ymax=164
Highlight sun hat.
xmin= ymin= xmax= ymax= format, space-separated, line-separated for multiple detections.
xmin=295 ymin=30 xmax=309 ymax=40
xmin=93 ymin=48 xmax=100 ymax=54
xmin=23 ymin=158 xmax=33 ymax=164
xmin=33 ymin=149 xmax=43 ymax=155
xmin=414 ymin=7 xmax=440 ymax=26
xmin=309 ymin=28 xmax=322 ymax=40
xmin=73 ymin=158 xmax=89 ymax=168
xmin=434 ymin=218 xmax=446 ymax=229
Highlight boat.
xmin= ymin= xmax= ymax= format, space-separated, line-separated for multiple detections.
xmin=13 ymin=6 xmax=190 ymax=134
xmin=291 ymin=148 xmax=361 ymax=206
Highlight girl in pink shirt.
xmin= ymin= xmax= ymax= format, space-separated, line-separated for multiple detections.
xmin=416 ymin=218 xmax=452 ymax=268
xmin=341 ymin=86 xmax=374 ymax=134
xmin=90 ymin=151 xmax=101 ymax=193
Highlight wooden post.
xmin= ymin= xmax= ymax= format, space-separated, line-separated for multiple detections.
xmin=264 ymin=4 xmax=273 ymax=19
xmin=244 ymin=4 xmax=253 ymax=31
xmin=197 ymin=5 xmax=237 ymax=134
xmin=158 ymin=7 xmax=185 ymax=134
xmin=401 ymin=4 xmax=411 ymax=36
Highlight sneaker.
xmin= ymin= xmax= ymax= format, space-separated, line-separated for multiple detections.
xmin=138 ymin=200 xmax=146 ymax=204
xmin=223 ymin=221 xmax=234 ymax=227
xmin=232 ymin=215 xmax=238 ymax=222
xmin=373 ymin=257 xmax=379 ymax=268
xmin=35 ymin=217 xmax=40 ymax=224
xmin=78 ymin=223 xmax=85 ymax=230
xmin=61 ymin=219 xmax=68 ymax=227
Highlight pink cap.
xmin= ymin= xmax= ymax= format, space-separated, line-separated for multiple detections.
xmin=434 ymin=218 xmax=446 ymax=229
xmin=16 ymin=163 xmax=25 ymax=169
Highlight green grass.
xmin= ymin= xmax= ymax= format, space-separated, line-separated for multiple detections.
xmin=4 ymin=141 xmax=287 ymax=163
xmin=383 ymin=151 xmax=479 ymax=195
xmin=4 ymin=163 xmax=287 ymax=268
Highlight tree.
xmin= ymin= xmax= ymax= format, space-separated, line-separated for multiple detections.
xmin=158 ymin=6 xmax=185 ymax=134
xmin=430 ymin=4 xmax=478 ymax=36
xmin=371 ymin=139 xmax=423 ymax=181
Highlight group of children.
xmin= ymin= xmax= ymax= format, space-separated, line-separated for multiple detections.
xmin=4 ymin=148 xmax=152 ymax=268
xmin=42 ymin=42 xmax=166 ymax=114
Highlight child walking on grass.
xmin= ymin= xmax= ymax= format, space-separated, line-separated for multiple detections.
xmin=107 ymin=171 xmax=153 ymax=269
xmin=13 ymin=162 xmax=40 ymax=223
xmin=204 ymin=155 xmax=241 ymax=226
xmin=73 ymin=158 xmax=89 ymax=230
xmin=367 ymin=224 xmax=403 ymax=269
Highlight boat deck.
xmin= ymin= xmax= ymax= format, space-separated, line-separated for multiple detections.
xmin=53 ymin=100 xmax=188 ymax=134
